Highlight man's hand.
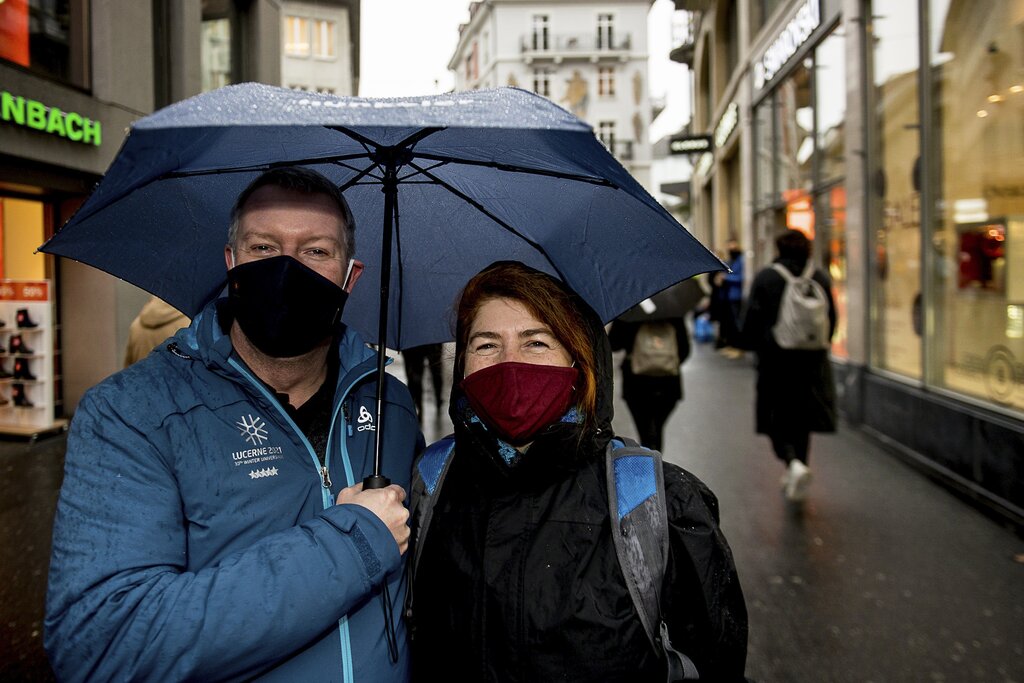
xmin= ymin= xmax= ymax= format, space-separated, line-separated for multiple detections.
xmin=336 ymin=483 xmax=410 ymax=555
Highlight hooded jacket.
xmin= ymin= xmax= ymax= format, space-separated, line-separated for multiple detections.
xmin=46 ymin=300 xmax=422 ymax=682
xmin=124 ymin=296 xmax=191 ymax=366
xmin=409 ymin=279 xmax=747 ymax=682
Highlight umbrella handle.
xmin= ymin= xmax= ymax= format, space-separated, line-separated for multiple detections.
xmin=363 ymin=474 xmax=391 ymax=489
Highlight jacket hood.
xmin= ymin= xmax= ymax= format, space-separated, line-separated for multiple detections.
xmin=447 ymin=263 xmax=615 ymax=486
xmin=138 ymin=298 xmax=188 ymax=329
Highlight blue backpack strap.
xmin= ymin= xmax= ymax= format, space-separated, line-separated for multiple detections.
xmin=607 ymin=438 xmax=700 ymax=681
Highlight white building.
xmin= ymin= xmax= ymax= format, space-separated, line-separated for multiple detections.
xmin=280 ymin=0 xmax=359 ymax=95
xmin=448 ymin=0 xmax=656 ymax=191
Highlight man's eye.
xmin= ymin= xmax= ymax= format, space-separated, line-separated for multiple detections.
xmin=250 ymin=244 xmax=273 ymax=252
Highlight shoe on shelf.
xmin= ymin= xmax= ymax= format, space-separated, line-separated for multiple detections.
xmin=16 ymin=308 xmax=39 ymax=329
xmin=9 ymin=335 xmax=34 ymax=355
xmin=11 ymin=383 xmax=33 ymax=408
xmin=785 ymin=460 xmax=812 ymax=502
xmin=13 ymin=359 xmax=36 ymax=381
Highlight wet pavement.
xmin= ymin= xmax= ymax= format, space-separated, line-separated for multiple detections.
xmin=1 ymin=343 xmax=1021 ymax=681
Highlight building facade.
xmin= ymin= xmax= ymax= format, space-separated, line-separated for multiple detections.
xmin=448 ymin=0 xmax=656 ymax=191
xmin=677 ymin=0 xmax=1024 ymax=524
xmin=281 ymin=0 xmax=359 ymax=95
xmin=0 ymin=0 xmax=359 ymax=423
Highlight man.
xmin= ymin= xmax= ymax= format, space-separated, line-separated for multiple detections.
xmin=714 ymin=238 xmax=745 ymax=358
xmin=45 ymin=168 xmax=422 ymax=681
xmin=123 ymin=295 xmax=190 ymax=366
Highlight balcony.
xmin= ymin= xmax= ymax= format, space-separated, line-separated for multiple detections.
xmin=668 ymin=11 xmax=697 ymax=66
xmin=520 ymin=33 xmax=632 ymax=62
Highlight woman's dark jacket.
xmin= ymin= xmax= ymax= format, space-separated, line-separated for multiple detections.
xmin=409 ymin=286 xmax=747 ymax=682
xmin=740 ymin=256 xmax=838 ymax=435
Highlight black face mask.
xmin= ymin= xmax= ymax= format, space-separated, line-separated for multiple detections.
xmin=227 ymin=255 xmax=349 ymax=358
xmin=728 ymin=249 xmax=742 ymax=260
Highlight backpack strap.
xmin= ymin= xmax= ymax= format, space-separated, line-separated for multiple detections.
xmin=771 ymin=262 xmax=795 ymax=282
xmin=606 ymin=438 xmax=700 ymax=681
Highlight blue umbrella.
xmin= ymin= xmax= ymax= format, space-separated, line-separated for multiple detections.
xmin=40 ymin=82 xmax=723 ymax=482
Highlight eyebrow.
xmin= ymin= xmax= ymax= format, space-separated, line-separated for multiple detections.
xmin=468 ymin=328 xmax=555 ymax=342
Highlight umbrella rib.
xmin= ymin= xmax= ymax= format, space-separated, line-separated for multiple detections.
xmin=412 ymin=152 xmax=615 ymax=187
xmin=160 ymin=152 xmax=373 ymax=179
xmin=406 ymin=162 xmax=568 ymax=282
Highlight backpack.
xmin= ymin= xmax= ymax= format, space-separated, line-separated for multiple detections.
xmin=630 ymin=321 xmax=681 ymax=376
xmin=771 ymin=261 xmax=831 ymax=350
xmin=409 ymin=436 xmax=700 ymax=681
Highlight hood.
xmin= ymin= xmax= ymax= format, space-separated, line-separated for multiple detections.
xmin=447 ymin=264 xmax=615 ymax=487
xmin=138 ymin=297 xmax=189 ymax=329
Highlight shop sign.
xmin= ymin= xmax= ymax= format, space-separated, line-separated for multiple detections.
xmin=0 ymin=280 xmax=49 ymax=302
xmin=669 ymin=134 xmax=713 ymax=155
xmin=0 ymin=91 xmax=102 ymax=146
xmin=713 ymin=102 xmax=739 ymax=148
xmin=753 ymin=0 xmax=821 ymax=90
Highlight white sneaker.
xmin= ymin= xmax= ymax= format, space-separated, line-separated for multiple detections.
xmin=785 ymin=460 xmax=812 ymax=502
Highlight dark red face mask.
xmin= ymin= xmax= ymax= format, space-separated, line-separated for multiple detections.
xmin=460 ymin=361 xmax=579 ymax=445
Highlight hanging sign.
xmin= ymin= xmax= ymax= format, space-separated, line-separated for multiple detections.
xmin=753 ymin=0 xmax=820 ymax=90
xmin=669 ymin=134 xmax=713 ymax=155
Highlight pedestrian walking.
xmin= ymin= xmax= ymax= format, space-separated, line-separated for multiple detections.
xmin=608 ymin=278 xmax=703 ymax=452
xmin=123 ymin=295 xmax=190 ymax=367
xmin=740 ymin=229 xmax=837 ymax=503
xmin=714 ymin=238 xmax=746 ymax=358
xmin=402 ymin=343 xmax=445 ymax=422
xmin=408 ymin=261 xmax=747 ymax=682
xmin=45 ymin=168 xmax=421 ymax=681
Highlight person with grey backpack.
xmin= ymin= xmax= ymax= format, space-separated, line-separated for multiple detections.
xmin=740 ymin=230 xmax=837 ymax=503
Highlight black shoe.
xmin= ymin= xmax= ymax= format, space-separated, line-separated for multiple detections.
xmin=12 ymin=384 xmax=33 ymax=408
xmin=16 ymin=308 xmax=38 ymax=329
xmin=9 ymin=335 xmax=34 ymax=355
xmin=13 ymin=359 xmax=36 ymax=381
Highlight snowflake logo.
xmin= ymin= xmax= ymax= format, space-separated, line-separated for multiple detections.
xmin=236 ymin=414 xmax=268 ymax=446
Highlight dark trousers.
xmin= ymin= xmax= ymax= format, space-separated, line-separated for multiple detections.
xmin=625 ymin=396 xmax=677 ymax=452
xmin=769 ymin=429 xmax=810 ymax=465
xmin=403 ymin=344 xmax=444 ymax=421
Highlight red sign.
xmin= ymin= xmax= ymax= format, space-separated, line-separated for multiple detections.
xmin=0 ymin=280 xmax=50 ymax=302
xmin=0 ymin=0 xmax=30 ymax=67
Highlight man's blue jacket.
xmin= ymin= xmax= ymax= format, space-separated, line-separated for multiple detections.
xmin=45 ymin=300 xmax=422 ymax=682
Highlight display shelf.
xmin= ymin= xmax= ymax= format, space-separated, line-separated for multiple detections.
xmin=0 ymin=281 xmax=55 ymax=432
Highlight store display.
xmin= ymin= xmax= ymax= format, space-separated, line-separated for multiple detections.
xmin=0 ymin=280 xmax=56 ymax=431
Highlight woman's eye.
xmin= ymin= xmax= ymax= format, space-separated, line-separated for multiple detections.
xmin=525 ymin=340 xmax=551 ymax=351
xmin=472 ymin=342 xmax=498 ymax=356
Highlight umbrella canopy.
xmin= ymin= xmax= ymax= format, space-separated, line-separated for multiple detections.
xmin=616 ymin=278 xmax=707 ymax=323
xmin=41 ymin=83 xmax=723 ymax=350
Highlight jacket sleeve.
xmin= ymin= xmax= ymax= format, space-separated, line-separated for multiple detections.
xmin=662 ymin=463 xmax=749 ymax=681
xmin=44 ymin=387 xmax=403 ymax=683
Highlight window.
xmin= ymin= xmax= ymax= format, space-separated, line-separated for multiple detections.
xmin=598 ymin=121 xmax=616 ymax=152
xmin=201 ymin=18 xmax=232 ymax=92
xmin=533 ymin=69 xmax=550 ymax=97
xmin=312 ymin=19 xmax=335 ymax=59
xmin=598 ymin=67 xmax=615 ymax=97
xmin=532 ymin=15 xmax=549 ymax=51
xmin=597 ymin=13 xmax=614 ymax=49
xmin=284 ymin=16 xmax=310 ymax=56
xmin=0 ymin=0 xmax=90 ymax=88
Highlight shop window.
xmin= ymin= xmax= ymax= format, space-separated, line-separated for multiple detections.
xmin=867 ymin=0 xmax=922 ymax=380
xmin=312 ymin=19 xmax=335 ymax=59
xmin=929 ymin=0 xmax=1024 ymax=413
xmin=284 ymin=16 xmax=310 ymax=57
xmin=754 ymin=101 xmax=775 ymax=209
xmin=0 ymin=0 xmax=89 ymax=88
xmin=815 ymin=30 xmax=846 ymax=184
xmin=598 ymin=67 xmax=615 ymax=97
xmin=775 ymin=61 xmax=813 ymax=203
xmin=0 ymin=198 xmax=47 ymax=280
xmin=819 ymin=186 xmax=848 ymax=359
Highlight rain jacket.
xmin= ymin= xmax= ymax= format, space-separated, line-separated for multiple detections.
xmin=740 ymin=257 xmax=838 ymax=435
xmin=45 ymin=300 xmax=422 ymax=682
xmin=409 ymin=285 xmax=748 ymax=682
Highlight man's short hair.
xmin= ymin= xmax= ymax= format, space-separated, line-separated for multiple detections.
xmin=776 ymin=229 xmax=811 ymax=261
xmin=228 ymin=167 xmax=356 ymax=258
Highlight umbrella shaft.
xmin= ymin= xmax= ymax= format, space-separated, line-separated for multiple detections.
xmin=370 ymin=164 xmax=399 ymax=483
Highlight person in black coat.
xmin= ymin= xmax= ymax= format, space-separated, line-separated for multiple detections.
xmin=608 ymin=317 xmax=690 ymax=452
xmin=409 ymin=261 xmax=748 ymax=682
xmin=741 ymin=229 xmax=837 ymax=502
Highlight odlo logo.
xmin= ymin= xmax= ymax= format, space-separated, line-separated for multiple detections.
xmin=357 ymin=405 xmax=376 ymax=432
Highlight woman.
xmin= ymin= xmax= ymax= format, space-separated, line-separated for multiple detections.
xmin=409 ymin=261 xmax=747 ymax=682
xmin=740 ymin=229 xmax=837 ymax=502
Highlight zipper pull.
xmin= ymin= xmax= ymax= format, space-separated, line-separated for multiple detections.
xmin=320 ymin=466 xmax=332 ymax=489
